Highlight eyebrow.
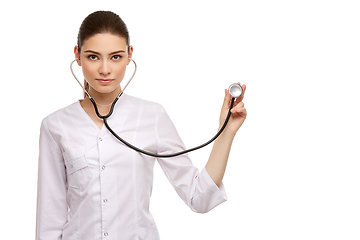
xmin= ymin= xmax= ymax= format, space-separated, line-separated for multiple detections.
xmin=83 ymin=50 xmax=126 ymax=55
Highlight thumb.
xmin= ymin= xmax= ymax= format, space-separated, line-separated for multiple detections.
xmin=222 ymin=89 xmax=232 ymax=111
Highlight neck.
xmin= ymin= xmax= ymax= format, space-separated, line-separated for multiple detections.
xmin=87 ymin=86 xmax=122 ymax=106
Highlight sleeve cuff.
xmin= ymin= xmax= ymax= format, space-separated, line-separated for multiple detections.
xmin=200 ymin=167 xmax=227 ymax=200
xmin=190 ymin=167 xmax=228 ymax=213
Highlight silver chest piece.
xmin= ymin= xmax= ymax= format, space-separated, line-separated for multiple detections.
xmin=228 ymin=83 xmax=243 ymax=98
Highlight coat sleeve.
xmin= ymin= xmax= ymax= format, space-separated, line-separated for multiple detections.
xmin=155 ymin=105 xmax=227 ymax=213
xmin=36 ymin=118 xmax=68 ymax=240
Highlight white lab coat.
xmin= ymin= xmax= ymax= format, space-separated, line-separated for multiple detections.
xmin=36 ymin=94 xmax=227 ymax=240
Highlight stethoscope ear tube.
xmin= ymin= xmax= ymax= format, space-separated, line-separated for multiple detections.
xmin=70 ymin=58 xmax=136 ymax=108
xmin=70 ymin=58 xmax=91 ymax=99
xmin=103 ymin=97 xmax=235 ymax=158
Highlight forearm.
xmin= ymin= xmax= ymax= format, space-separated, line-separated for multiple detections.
xmin=205 ymin=84 xmax=246 ymax=187
xmin=205 ymin=129 xmax=235 ymax=187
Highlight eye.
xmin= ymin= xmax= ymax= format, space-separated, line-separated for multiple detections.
xmin=112 ymin=55 xmax=122 ymax=60
xmin=88 ymin=55 xmax=98 ymax=61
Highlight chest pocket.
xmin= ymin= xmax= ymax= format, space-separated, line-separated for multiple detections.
xmin=63 ymin=147 xmax=92 ymax=189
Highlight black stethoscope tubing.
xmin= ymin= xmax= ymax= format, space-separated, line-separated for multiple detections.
xmin=90 ymin=95 xmax=235 ymax=158
xmin=71 ymin=58 xmax=239 ymax=158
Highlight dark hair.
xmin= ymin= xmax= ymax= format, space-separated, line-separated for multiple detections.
xmin=77 ymin=11 xmax=130 ymax=97
xmin=77 ymin=10 xmax=130 ymax=53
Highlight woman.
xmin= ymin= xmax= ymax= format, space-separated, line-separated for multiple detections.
xmin=36 ymin=10 xmax=247 ymax=240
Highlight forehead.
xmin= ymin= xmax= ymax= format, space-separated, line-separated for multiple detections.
xmin=82 ymin=33 xmax=127 ymax=53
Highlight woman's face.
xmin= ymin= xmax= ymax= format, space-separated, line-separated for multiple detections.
xmin=75 ymin=33 xmax=133 ymax=95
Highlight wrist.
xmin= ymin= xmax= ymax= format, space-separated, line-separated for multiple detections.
xmin=217 ymin=125 xmax=236 ymax=140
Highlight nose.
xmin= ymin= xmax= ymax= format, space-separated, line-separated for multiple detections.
xmin=99 ymin=60 xmax=111 ymax=75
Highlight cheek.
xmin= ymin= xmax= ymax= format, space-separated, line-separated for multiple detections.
xmin=114 ymin=64 xmax=127 ymax=78
xmin=82 ymin=63 xmax=95 ymax=78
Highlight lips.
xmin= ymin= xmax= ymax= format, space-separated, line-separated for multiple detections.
xmin=96 ymin=79 xmax=114 ymax=84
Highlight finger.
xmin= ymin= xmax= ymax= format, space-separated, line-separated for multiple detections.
xmin=234 ymin=95 xmax=243 ymax=107
xmin=231 ymin=101 xmax=244 ymax=112
xmin=222 ymin=89 xmax=232 ymax=110
xmin=231 ymin=107 xmax=247 ymax=118
xmin=234 ymin=90 xmax=245 ymax=107
xmin=236 ymin=82 xmax=246 ymax=103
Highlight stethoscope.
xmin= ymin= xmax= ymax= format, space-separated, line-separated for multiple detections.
xmin=70 ymin=58 xmax=243 ymax=158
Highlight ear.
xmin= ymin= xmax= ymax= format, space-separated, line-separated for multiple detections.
xmin=127 ymin=45 xmax=134 ymax=65
xmin=74 ymin=46 xmax=81 ymax=66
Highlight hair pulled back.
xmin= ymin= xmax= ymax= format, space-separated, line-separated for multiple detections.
xmin=77 ymin=10 xmax=130 ymax=53
xmin=77 ymin=11 xmax=130 ymax=97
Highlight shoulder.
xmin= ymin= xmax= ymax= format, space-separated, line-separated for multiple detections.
xmin=41 ymin=101 xmax=80 ymax=127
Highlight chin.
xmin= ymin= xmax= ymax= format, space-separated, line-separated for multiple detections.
xmin=96 ymin=86 xmax=121 ymax=94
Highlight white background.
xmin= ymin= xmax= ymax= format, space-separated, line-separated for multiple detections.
xmin=1 ymin=0 xmax=359 ymax=239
